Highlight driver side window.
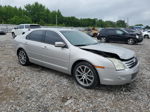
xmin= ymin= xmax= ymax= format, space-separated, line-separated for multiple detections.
xmin=45 ymin=31 xmax=64 ymax=45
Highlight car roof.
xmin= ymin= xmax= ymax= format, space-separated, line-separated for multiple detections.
xmin=102 ymin=28 xmax=122 ymax=30
xmin=31 ymin=28 xmax=77 ymax=32
xmin=19 ymin=24 xmax=40 ymax=26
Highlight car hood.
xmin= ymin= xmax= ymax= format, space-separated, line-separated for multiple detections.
xmin=80 ymin=43 xmax=135 ymax=60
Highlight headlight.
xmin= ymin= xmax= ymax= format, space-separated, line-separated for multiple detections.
xmin=136 ymin=35 xmax=139 ymax=39
xmin=108 ymin=58 xmax=126 ymax=71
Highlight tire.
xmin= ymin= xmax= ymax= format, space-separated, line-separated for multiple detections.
xmin=73 ymin=61 xmax=99 ymax=89
xmin=144 ymin=35 xmax=149 ymax=39
xmin=12 ymin=32 xmax=16 ymax=39
xmin=127 ymin=38 xmax=135 ymax=45
xmin=17 ymin=49 xmax=30 ymax=66
xmin=100 ymin=37 xmax=107 ymax=43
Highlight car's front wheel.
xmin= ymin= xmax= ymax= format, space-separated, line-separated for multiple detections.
xmin=127 ymin=38 xmax=135 ymax=45
xmin=18 ymin=49 xmax=30 ymax=66
xmin=73 ymin=62 xmax=99 ymax=89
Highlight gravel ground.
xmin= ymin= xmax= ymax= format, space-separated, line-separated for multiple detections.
xmin=0 ymin=33 xmax=150 ymax=112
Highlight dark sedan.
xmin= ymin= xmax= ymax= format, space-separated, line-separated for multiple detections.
xmin=97 ymin=28 xmax=143 ymax=45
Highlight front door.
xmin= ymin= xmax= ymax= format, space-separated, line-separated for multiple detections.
xmin=41 ymin=30 xmax=70 ymax=72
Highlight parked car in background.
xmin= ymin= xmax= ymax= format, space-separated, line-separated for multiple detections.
xmin=82 ymin=27 xmax=99 ymax=37
xmin=0 ymin=29 xmax=6 ymax=35
xmin=14 ymin=28 xmax=139 ymax=89
xmin=11 ymin=24 xmax=41 ymax=38
xmin=142 ymin=30 xmax=150 ymax=39
xmin=97 ymin=28 xmax=143 ymax=45
xmin=123 ymin=28 xmax=142 ymax=35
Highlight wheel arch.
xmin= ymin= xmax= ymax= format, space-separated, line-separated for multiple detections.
xmin=144 ymin=34 xmax=149 ymax=38
xmin=71 ymin=59 xmax=100 ymax=83
xmin=17 ymin=47 xmax=24 ymax=56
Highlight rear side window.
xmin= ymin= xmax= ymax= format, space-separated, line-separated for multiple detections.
xmin=25 ymin=25 xmax=30 ymax=29
xmin=45 ymin=31 xmax=64 ymax=45
xmin=107 ymin=29 xmax=115 ymax=35
xmin=100 ymin=29 xmax=105 ymax=34
xmin=18 ymin=25 xmax=24 ymax=29
xmin=26 ymin=30 xmax=45 ymax=42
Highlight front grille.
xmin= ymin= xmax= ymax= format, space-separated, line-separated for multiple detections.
xmin=124 ymin=57 xmax=138 ymax=69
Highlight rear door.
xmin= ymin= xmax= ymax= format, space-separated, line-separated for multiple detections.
xmin=107 ymin=29 xmax=116 ymax=42
xmin=25 ymin=30 xmax=46 ymax=61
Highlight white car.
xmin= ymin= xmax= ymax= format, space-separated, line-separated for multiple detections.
xmin=142 ymin=30 xmax=150 ymax=39
xmin=11 ymin=24 xmax=41 ymax=38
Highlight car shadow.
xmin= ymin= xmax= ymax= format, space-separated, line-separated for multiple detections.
xmin=26 ymin=63 xmax=137 ymax=92
xmin=95 ymin=82 xmax=137 ymax=93
xmin=107 ymin=42 xmax=144 ymax=46
xmin=28 ymin=63 xmax=73 ymax=79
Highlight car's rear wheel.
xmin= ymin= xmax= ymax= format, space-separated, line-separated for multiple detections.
xmin=73 ymin=62 xmax=99 ymax=89
xmin=100 ymin=37 xmax=107 ymax=43
xmin=144 ymin=35 xmax=149 ymax=39
xmin=18 ymin=49 xmax=30 ymax=66
xmin=12 ymin=32 xmax=16 ymax=38
xmin=127 ymin=38 xmax=135 ymax=45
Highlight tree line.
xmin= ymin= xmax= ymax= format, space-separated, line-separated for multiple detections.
xmin=0 ymin=2 xmax=128 ymax=27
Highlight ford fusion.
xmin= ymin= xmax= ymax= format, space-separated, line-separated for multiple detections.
xmin=14 ymin=28 xmax=139 ymax=89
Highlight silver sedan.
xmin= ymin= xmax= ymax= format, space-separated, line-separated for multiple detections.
xmin=14 ymin=28 xmax=139 ymax=89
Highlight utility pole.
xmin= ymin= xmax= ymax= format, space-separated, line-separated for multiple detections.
xmin=56 ymin=14 xmax=58 ymax=27
xmin=127 ymin=17 xmax=129 ymax=27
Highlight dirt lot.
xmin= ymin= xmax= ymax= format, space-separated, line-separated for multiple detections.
xmin=0 ymin=33 xmax=150 ymax=112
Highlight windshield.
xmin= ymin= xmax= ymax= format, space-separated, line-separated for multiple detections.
xmin=122 ymin=29 xmax=129 ymax=33
xmin=124 ymin=29 xmax=134 ymax=33
xmin=60 ymin=31 xmax=98 ymax=46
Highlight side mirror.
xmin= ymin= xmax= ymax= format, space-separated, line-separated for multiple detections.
xmin=55 ymin=42 xmax=66 ymax=47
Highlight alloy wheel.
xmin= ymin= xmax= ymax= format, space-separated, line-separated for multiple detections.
xmin=128 ymin=38 xmax=135 ymax=45
xmin=101 ymin=37 xmax=106 ymax=42
xmin=18 ymin=50 xmax=27 ymax=65
xmin=75 ymin=65 xmax=94 ymax=87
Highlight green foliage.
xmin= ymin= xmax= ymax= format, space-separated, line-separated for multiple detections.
xmin=0 ymin=2 xmax=131 ymax=27
xmin=104 ymin=21 xmax=116 ymax=27
xmin=135 ymin=24 xmax=143 ymax=26
xmin=9 ymin=16 xmax=32 ymax=24
xmin=116 ymin=20 xmax=127 ymax=27
xmin=25 ymin=2 xmax=47 ymax=23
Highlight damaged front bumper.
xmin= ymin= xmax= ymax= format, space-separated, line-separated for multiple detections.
xmin=96 ymin=61 xmax=139 ymax=85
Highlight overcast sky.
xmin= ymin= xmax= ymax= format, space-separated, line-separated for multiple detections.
xmin=1 ymin=0 xmax=150 ymax=25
